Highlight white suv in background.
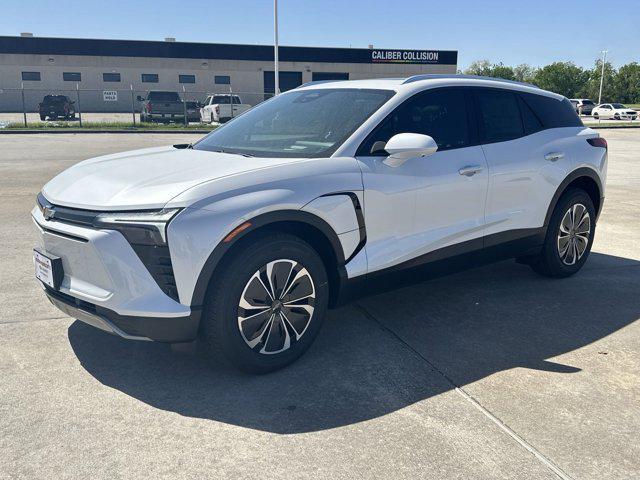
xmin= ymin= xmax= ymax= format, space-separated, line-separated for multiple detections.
xmin=33 ymin=75 xmax=607 ymax=373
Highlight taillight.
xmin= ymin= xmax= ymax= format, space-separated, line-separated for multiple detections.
xmin=146 ymin=102 xmax=152 ymax=113
xmin=587 ymin=137 xmax=607 ymax=149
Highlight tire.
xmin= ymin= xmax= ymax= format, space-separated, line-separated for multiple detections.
xmin=529 ymin=189 xmax=596 ymax=278
xmin=614 ymin=114 xmax=620 ymax=120
xmin=593 ymin=112 xmax=599 ymax=119
xmin=200 ymin=232 xmax=329 ymax=373
xmin=39 ymin=114 xmax=46 ymax=121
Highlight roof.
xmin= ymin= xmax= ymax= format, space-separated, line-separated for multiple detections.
xmin=0 ymin=35 xmax=457 ymax=65
xmin=297 ymin=75 xmax=562 ymax=99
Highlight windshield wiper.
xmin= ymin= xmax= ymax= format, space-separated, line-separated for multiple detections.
xmin=210 ymin=148 xmax=253 ymax=158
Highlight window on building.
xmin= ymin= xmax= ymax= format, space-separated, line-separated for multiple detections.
xmin=141 ymin=73 xmax=159 ymax=83
xmin=214 ymin=75 xmax=231 ymax=85
xmin=103 ymin=73 xmax=121 ymax=82
xmin=358 ymin=88 xmax=469 ymax=155
xmin=63 ymin=72 xmax=82 ymax=82
xmin=476 ymin=89 xmax=524 ymax=143
xmin=21 ymin=71 xmax=41 ymax=81
xmin=312 ymin=72 xmax=349 ymax=81
xmin=179 ymin=74 xmax=196 ymax=84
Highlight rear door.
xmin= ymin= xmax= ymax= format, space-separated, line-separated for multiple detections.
xmin=477 ymin=88 xmax=574 ymax=240
xmin=356 ymin=87 xmax=489 ymax=273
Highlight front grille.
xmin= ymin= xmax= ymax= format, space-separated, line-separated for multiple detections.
xmin=37 ymin=193 xmax=180 ymax=302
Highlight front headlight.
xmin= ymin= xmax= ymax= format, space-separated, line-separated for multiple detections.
xmin=92 ymin=209 xmax=180 ymax=246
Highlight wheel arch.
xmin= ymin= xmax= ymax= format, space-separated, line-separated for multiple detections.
xmin=544 ymin=167 xmax=603 ymax=229
xmin=190 ymin=210 xmax=347 ymax=310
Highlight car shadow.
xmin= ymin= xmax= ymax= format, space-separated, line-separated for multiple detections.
xmin=68 ymin=252 xmax=640 ymax=433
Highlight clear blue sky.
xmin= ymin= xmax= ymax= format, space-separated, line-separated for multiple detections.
xmin=2 ymin=0 xmax=638 ymax=69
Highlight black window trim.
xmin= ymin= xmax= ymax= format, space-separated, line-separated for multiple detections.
xmin=356 ymin=86 xmax=478 ymax=157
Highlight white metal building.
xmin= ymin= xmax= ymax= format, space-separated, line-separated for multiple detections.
xmin=0 ymin=35 xmax=458 ymax=112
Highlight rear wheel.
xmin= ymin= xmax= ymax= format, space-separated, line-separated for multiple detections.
xmin=529 ymin=189 xmax=595 ymax=278
xmin=593 ymin=112 xmax=599 ymax=119
xmin=200 ymin=233 xmax=329 ymax=373
xmin=39 ymin=114 xmax=46 ymax=121
xmin=614 ymin=113 xmax=620 ymax=120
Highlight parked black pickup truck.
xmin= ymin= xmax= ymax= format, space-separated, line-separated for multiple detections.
xmin=38 ymin=95 xmax=76 ymax=121
xmin=137 ymin=91 xmax=186 ymax=123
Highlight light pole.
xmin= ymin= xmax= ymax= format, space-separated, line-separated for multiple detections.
xmin=274 ymin=0 xmax=280 ymax=95
xmin=598 ymin=50 xmax=608 ymax=105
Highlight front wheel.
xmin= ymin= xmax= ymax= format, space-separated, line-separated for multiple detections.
xmin=200 ymin=233 xmax=329 ymax=373
xmin=529 ymin=189 xmax=596 ymax=278
xmin=614 ymin=113 xmax=620 ymax=120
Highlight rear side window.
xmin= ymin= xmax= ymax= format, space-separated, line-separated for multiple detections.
xmin=520 ymin=93 xmax=583 ymax=128
xmin=358 ymin=88 xmax=470 ymax=155
xmin=476 ymin=90 xmax=523 ymax=143
xmin=518 ymin=96 xmax=543 ymax=135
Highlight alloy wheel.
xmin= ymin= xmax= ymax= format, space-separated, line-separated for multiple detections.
xmin=557 ymin=203 xmax=591 ymax=266
xmin=237 ymin=259 xmax=315 ymax=354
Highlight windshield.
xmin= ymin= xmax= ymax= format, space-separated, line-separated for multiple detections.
xmin=612 ymin=103 xmax=626 ymax=109
xmin=193 ymin=88 xmax=394 ymax=158
xmin=582 ymin=100 xmax=594 ymax=105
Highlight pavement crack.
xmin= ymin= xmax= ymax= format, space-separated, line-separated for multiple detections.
xmin=354 ymin=302 xmax=576 ymax=480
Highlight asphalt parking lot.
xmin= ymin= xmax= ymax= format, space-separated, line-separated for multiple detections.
xmin=1 ymin=131 xmax=639 ymax=479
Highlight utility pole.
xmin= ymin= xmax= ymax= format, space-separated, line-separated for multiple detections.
xmin=598 ymin=50 xmax=608 ymax=105
xmin=274 ymin=0 xmax=280 ymax=95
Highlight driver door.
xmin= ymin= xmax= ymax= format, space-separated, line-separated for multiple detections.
xmin=355 ymin=87 xmax=488 ymax=273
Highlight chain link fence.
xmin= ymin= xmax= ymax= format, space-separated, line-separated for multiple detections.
xmin=0 ymin=85 xmax=272 ymax=128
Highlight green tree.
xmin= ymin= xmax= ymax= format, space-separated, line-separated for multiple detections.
xmin=513 ymin=64 xmax=537 ymax=84
xmin=464 ymin=60 xmax=493 ymax=77
xmin=612 ymin=62 xmax=640 ymax=103
xmin=463 ymin=60 xmax=515 ymax=80
xmin=532 ymin=62 xmax=589 ymax=98
xmin=583 ymin=59 xmax=616 ymax=103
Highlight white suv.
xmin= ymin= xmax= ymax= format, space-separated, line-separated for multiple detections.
xmin=33 ymin=75 xmax=607 ymax=373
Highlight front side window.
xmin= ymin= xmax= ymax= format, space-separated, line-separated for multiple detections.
xmin=193 ymin=88 xmax=394 ymax=158
xmin=476 ymin=89 xmax=523 ymax=143
xmin=358 ymin=88 xmax=471 ymax=155
xmin=611 ymin=103 xmax=625 ymax=109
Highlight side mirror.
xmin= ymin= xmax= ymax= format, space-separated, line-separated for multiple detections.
xmin=136 ymin=95 xmax=144 ymax=102
xmin=384 ymin=133 xmax=438 ymax=164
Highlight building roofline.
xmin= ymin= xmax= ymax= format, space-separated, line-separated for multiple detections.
xmin=0 ymin=35 xmax=457 ymax=65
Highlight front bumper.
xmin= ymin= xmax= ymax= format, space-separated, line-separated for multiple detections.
xmin=43 ymin=285 xmax=200 ymax=342
xmin=32 ymin=206 xmax=200 ymax=342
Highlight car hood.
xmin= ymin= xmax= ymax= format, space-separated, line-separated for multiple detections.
xmin=42 ymin=146 xmax=302 ymax=210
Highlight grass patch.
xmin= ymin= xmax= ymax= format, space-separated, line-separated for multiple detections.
xmin=3 ymin=121 xmax=217 ymax=131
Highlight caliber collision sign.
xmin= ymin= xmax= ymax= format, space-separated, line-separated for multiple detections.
xmin=371 ymin=50 xmax=442 ymax=64
xmin=103 ymin=90 xmax=117 ymax=102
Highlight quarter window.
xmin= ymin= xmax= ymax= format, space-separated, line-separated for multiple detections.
xmin=359 ymin=88 xmax=470 ymax=155
xmin=520 ymin=93 xmax=582 ymax=128
xmin=476 ymin=89 xmax=523 ymax=143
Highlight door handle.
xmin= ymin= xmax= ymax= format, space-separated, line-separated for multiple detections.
xmin=545 ymin=152 xmax=565 ymax=162
xmin=458 ymin=165 xmax=483 ymax=177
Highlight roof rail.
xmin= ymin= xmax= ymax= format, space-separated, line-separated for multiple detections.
xmin=402 ymin=74 xmax=538 ymax=88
